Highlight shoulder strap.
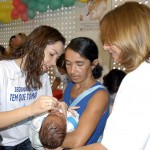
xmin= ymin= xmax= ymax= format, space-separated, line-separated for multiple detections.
xmin=70 ymin=85 xmax=106 ymax=107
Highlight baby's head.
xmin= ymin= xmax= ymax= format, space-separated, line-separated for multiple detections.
xmin=39 ymin=110 xmax=67 ymax=149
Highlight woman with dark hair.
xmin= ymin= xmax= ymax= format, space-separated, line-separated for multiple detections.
xmin=61 ymin=37 xmax=109 ymax=148
xmin=6 ymin=35 xmax=16 ymax=55
xmin=15 ymin=32 xmax=27 ymax=47
xmin=7 ymin=33 xmax=27 ymax=56
xmin=0 ymin=25 xmax=67 ymax=149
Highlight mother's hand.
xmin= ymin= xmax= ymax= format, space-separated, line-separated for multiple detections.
xmin=68 ymin=106 xmax=80 ymax=117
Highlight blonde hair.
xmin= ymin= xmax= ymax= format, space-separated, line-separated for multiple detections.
xmin=100 ymin=2 xmax=150 ymax=72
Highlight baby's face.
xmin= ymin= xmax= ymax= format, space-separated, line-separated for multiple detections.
xmin=47 ymin=110 xmax=66 ymax=128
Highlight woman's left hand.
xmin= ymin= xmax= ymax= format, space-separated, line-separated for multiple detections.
xmin=68 ymin=106 xmax=80 ymax=117
xmin=58 ymin=102 xmax=80 ymax=117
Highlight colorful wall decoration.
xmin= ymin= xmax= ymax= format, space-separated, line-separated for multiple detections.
xmin=0 ymin=0 xmax=88 ymax=24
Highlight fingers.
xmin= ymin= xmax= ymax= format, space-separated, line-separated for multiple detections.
xmin=42 ymin=96 xmax=59 ymax=110
xmin=58 ymin=102 xmax=80 ymax=117
xmin=68 ymin=107 xmax=76 ymax=117
xmin=32 ymin=96 xmax=59 ymax=114
xmin=59 ymin=102 xmax=68 ymax=117
xmin=33 ymin=96 xmax=80 ymax=117
xmin=68 ymin=106 xmax=80 ymax=117
xmin=69 ymin=106 xmax=80 ymax=110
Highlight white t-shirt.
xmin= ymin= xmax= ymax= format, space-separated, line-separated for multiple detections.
xmin=29 ymin=110 xmax=79 ymax=150
xmin=0 ymin=60 xmax=52 ymax=146
xmin=101 ymin=61 xmax=150 ymax=150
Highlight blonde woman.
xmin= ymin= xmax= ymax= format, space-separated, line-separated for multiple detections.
xmin=73 ymin=2 xmax=150 ymax=150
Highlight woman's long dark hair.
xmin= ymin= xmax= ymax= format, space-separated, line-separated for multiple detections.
xmin=3 ymin=25 xmax=65 ymax=90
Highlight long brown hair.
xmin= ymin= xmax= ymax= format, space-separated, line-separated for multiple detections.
xmin=4 ymin=25 xmax=65 ymax=89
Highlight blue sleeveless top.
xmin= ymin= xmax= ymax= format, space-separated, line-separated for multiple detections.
xmin=63 ymin=81 xmax=110 ymax=145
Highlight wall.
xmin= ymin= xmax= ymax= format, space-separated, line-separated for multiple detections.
xmin=0 ymin=0 xmax=149 ymax=88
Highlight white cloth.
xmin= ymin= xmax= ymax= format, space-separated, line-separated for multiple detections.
xmin=101 ymin=61 xmax=150 ymax=150
xmin=29 ymin=110 xmax=79 ymax=150
xmin=0 ymin=60 xmax=52 ymax=146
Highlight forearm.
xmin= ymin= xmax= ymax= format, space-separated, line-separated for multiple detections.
xmin=0 ymin=105 xmax=32 ymax=128
xmin=0 ymin=96 xmax=62 ymax=129
xmin=62 ymin=132 xmax=85 ymax=148
xmin=71 ymin=143 xmax=107 ymax=150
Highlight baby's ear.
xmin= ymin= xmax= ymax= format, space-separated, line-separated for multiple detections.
xmin=92 ymin=59 xmax=98 ymax=69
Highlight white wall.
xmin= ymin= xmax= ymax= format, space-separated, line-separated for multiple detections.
xmin=0 ymin=0 xmax=149 ymax=81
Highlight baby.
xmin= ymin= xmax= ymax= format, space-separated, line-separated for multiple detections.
xmin=29 ymin=109 xmax=79 ymax=150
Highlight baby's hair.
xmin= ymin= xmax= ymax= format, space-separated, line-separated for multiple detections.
xmin=39 ymin=120 xmax=66 ymax=149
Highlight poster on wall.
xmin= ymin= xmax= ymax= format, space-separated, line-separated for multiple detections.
xmin=76 ymin=0 xmax=111 ymax=31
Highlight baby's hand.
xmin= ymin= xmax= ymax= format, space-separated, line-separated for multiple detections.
xmin=68 ymin=106 xmax=80 ymax=117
